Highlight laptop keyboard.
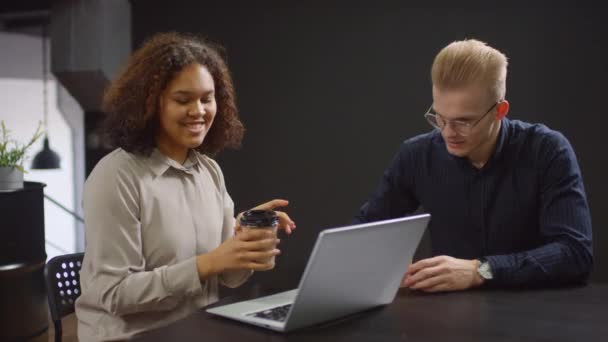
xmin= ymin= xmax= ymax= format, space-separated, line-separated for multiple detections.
xmin=248 ymin=304 xmax=292 ymax=322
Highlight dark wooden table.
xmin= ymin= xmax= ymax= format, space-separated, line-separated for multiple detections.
xmin=136 ymin=284 xmax=608 ymax=341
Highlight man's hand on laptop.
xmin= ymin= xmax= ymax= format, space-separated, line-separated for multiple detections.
xmin=401 ymin=256 xmax=484 ymax=292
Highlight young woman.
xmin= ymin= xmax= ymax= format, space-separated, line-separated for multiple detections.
xmin=75 ymin=32 xmax=296 ymax=341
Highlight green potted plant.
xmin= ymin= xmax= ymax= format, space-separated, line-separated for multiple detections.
xmin=0 ymin=120 xmax=44 ymax=191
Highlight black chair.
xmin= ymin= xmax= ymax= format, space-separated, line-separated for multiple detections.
xmin=44 ymin=253 xmax=84 ymax=342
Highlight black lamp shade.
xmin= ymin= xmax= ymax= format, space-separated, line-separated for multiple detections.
xmin=31 ymin=137 xmax=60 ymax=169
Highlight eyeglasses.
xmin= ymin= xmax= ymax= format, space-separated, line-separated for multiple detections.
xmin=424 ymin=103 xmax=497 ymax=137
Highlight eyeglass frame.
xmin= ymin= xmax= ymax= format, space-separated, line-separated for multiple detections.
xmin=424 ymin=102 xmax=498 ymax=137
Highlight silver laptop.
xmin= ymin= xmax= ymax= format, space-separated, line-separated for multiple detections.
xmin=206 ymin=213 xmax=430 ymax=332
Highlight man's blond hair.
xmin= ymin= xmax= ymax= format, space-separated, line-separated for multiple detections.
xmin=431 ymin=39 xmax=508 ymax=101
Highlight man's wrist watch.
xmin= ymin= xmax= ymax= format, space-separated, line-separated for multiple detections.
xmin=477 ymin=258 xmax=493 ymax=281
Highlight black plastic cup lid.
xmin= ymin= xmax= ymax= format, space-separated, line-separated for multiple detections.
xmin=240 ymin=209 xmax=279 ymax=227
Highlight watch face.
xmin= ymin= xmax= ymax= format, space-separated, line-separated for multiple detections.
xmin=479 ymin=262 xmax=493 ymax=280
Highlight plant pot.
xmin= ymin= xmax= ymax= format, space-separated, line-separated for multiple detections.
xmin=0 ymin=167 xmax=24 ymax=191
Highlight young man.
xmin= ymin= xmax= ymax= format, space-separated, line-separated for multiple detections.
xmin=354 ymin=39 xmax=593 ymax=292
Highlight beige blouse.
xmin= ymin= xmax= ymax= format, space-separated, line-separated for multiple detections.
xmin=75 ymin=148 xmax=251 ymax=341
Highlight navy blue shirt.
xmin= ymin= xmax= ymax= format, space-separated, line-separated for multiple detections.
xmin=355 ymin=119 xmax=593 ymax=286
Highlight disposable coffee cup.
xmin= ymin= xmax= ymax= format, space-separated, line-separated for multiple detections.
xmin=239 ymin=210 xmax=279 ymax=264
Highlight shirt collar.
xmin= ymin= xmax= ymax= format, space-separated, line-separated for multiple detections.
xmin=485 ymin=118 xmax=509 ymax=169
xmin=146 ymin=148 xmax=201 ymax=177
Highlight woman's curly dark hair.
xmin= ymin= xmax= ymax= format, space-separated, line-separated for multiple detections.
xmin=102 ymin=32 xmax=244 ymax=156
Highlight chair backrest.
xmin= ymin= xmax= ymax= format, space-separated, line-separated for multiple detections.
xmin=44 ymin=253 xmax=84 ymax=323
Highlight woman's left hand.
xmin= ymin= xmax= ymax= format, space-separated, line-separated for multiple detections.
xmin=237 ymin=199 xmax=296 ymax=235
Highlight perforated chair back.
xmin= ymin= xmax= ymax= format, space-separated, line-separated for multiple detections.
xmin=44 ymin=252 xmax=84 ymax=342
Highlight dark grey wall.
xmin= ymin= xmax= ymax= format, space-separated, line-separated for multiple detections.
xmin=131 ymin=2 xmax=608 ymax=288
